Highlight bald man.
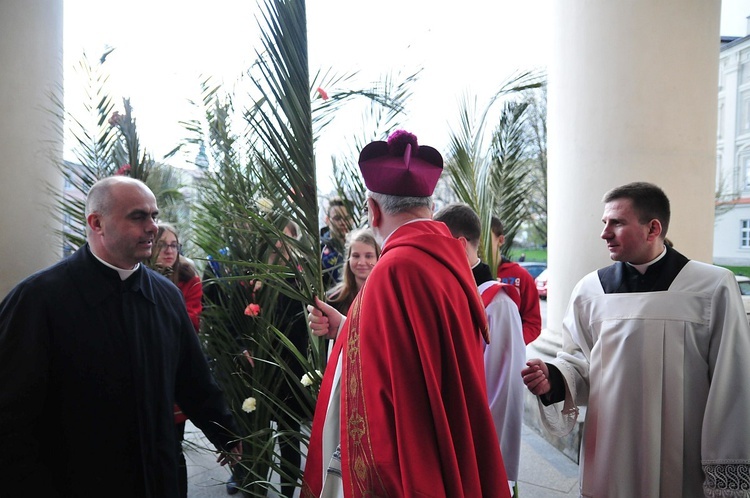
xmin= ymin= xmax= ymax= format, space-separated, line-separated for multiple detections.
xmin=0 ymin=176 xmax=240 ymax=498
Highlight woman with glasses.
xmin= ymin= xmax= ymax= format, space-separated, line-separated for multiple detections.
xmin=151 ymin=224 xmax=202 ymax=331
xmin=149 ymin=222 xmax=202 ymax=498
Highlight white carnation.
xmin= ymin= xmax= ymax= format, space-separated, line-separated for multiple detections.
xmin=241 ymin=397 xmax=257 ymax=413
xmin=301 ymin=370 xmax=322 ymax=387
xmin=256 ymin=197 xmax=273 ymax=214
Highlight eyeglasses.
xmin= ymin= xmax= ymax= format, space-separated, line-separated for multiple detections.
xmin=157 ymin=242 xmax=181 ymax=252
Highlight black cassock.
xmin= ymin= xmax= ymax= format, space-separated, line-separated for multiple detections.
xmin=0 ymin=245 xmax=238 ymax=497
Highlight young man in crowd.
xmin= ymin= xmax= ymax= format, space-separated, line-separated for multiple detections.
xmin=491 ymin=216 xmax=542 ymax=344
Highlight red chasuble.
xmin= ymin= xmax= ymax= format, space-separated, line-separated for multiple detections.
xmin=303 ymin=220 xmax=509 ymax=498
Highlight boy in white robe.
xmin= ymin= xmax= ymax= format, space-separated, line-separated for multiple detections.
xmin=435 ymin=203 xmax=526 ymax=496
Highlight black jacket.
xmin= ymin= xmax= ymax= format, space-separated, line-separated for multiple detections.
xmin=0 ymin=245 xmax=238 ymax=497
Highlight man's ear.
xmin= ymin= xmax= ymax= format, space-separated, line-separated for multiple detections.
xmin=368 ymin=197 xmax=382 ymax=228
xmin=495 ymin=234 xmax=505 ymax=248
xmin=647 ymin=219 xmax=663 ymax=241
xmin=87 ymin=213 xmax=102 ymax=234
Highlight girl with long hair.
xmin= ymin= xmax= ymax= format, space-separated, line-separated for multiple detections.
xmin=326 ymin=228 xmax=380 ymax=315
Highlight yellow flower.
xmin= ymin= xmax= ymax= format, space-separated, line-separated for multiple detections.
xmin=241 ymin=397 xmax=257 ymax=413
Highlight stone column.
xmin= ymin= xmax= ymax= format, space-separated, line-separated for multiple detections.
xmin=536 ymin=0 xmax=721 ymax=354
xmin=0 ymin=1 xmax=64 ymax=298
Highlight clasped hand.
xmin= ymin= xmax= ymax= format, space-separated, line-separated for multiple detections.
xmin=306 ymin=296 xmax=344 ymax=340
xmin=521 ymin=358 xmax=552 ymax=396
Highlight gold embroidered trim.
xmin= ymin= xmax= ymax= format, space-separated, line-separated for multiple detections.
xmin=343 ymin=283 xmax=388 ymax=496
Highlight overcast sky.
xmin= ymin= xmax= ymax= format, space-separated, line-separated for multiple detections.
xmin=64 ymin=0 xmax=750 ymax=189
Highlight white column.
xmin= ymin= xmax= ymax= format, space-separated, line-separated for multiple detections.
xmin=0 ymin=1 xmax=64 ymax=298
xmin=538 ymin=0 xmax=721 ymax=352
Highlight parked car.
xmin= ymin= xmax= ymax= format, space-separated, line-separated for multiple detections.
xmin=518 ymin=261 xmax=547 ymax=281
xmin=735 ymin=275 xmax=750 ymax=321
xmin=535 ymin=268 xmax=548 ymax=300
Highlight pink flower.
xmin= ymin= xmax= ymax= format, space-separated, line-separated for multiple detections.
xmin=115 ymin=164 xmax=131 ymax=176
xmin=108 ymin=111 xmax=122 ymax=127
xmin=244 ymin=303 xmax=261 ymax=316
xmin=316 ymin=87 xmax=329 ymax=101
xmin=242 ymin=349 xmax=255 ymax=367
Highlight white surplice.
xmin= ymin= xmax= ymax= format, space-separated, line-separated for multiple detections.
xmin=480 ymin=281 xmax=526 ymax=482
xmin=536 ymin=261 xmax=750 ymax=497
xmin=318 ymin=349 xmax=344 ymax=498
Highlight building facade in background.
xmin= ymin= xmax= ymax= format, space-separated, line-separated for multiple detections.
xmin=715 ymin=19 xmax=750 ymax=265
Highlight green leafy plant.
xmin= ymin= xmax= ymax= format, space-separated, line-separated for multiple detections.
xmin=176 ymin=1 xmax=416 ymax=495
xmin=443 ymin=70 xmax=546 ymax=275
xmin=328 ymin=70 xmax=421 ymax=230
xmin=53 ymin=51 xmax=187 ymax=253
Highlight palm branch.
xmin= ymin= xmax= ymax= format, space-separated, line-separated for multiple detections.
xmin=51 ymin=52 xmax=119 ymax=251
xmin=182 ymin=1 xmax=330 ymax=494
xmin=443 ymin=70 xmax=544 ymax=275
xmin=486 ymin=100 xmax=534 ymax=262
xmin=329 ymin=70 xmax=422 ymax=229
xmin=53 ymin=52 xmax=187 ymax=252
xmin=177 ymin=1 xmax=423 ymax=493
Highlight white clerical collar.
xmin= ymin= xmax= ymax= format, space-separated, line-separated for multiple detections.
xmin=470 ymin=258 xmax=482 ymax=269
xmin=381 ymin=218 xmax=431 ymax=247
xmin=90 ymin=250 xmax=140 ymax=281
xmin=627 ymin=245 xmax=667 ymax=275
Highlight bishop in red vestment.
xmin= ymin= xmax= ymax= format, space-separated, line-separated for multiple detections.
xmin=303 ymin=131 xmax=510 ymax=498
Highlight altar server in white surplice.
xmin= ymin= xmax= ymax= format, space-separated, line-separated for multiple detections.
xmin=434 ymin=202 xmax=526 ymax=495
xmin=522 ymin=182 xmax=750 ymax=498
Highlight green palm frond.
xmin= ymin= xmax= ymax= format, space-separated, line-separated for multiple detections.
xmin=331 ymin=157 xmax=368 ymax=228
xmin=444 ymin=70 xmax=546 ymax=275
xmin=485 ymin=100 xmax=534 ymax=262
xmin=185 ymin=2 xmax=319 ymax=494
xmin=51 ymin=53 xmax=121 ymax=250
xmin=181 ymin=2 xmax=425 ymax=494
xmin=328 ymin=70 xmax=421 ymax=229
xmin=445 ymin=93 xmax=487 ymax=211
xmin=53 ymin=52 xmax=188 ymax=256
xmin=309 ymin=68 xmax=421 ymax=140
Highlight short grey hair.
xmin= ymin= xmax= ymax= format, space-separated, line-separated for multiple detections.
xmin=85 ymin=176 xmax=150 ymax=217
xmin=368 ymin=191 xmax=432 ymax=215
xmin=84 ymin=176 xmax=149 ymax=235
xmin=85 ymin=179 xmax=117 ymax=219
